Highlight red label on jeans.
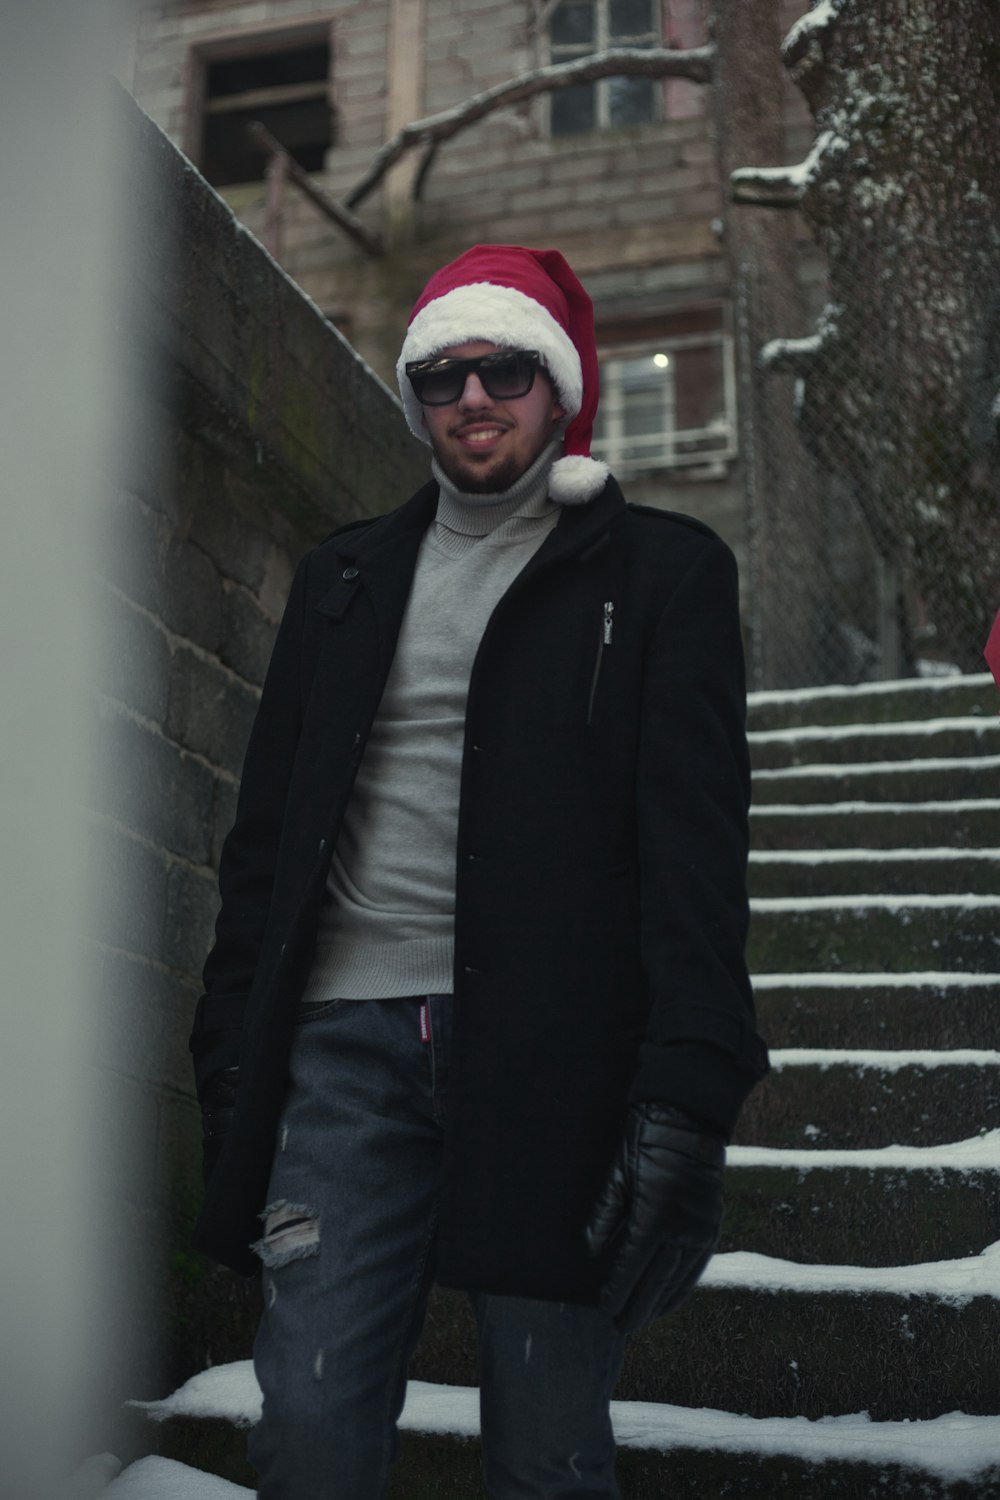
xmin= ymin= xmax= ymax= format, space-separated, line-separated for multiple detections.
xmin=419 ymin=1002 xmax=430 ymax=1043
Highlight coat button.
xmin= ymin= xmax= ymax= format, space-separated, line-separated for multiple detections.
xmin=342 ymin=566 xmax=359 ymax=580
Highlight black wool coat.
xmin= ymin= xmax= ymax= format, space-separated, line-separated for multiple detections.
xmin=190 ymin=475 xmax=769 ymax=1302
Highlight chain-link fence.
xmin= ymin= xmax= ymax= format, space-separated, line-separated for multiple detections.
xmin=736 ymin=252 xmax=999 ymax=693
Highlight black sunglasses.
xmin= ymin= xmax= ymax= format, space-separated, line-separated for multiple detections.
xmin=406 ymin=349 xmax=542 ymax=406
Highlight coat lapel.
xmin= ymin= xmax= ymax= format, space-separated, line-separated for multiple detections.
xmin=317 ymin=481 xmax=439 ymax=677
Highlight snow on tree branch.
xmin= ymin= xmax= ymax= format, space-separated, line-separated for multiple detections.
xmin=345 ymin=46 xmax=715 ymax=209
xmin=781 ymin=0 xmax=843 ymax=67
xmin=759 ymin=303 xmax=842 ymax=374
xmin=730 ymin=129 xmax=846 ymax=208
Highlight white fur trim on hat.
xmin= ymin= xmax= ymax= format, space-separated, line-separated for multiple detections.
xmin=397 ymin=281 xmax=583 ymax=444
xmin=548 ymin=454 xmax=610 ymax=505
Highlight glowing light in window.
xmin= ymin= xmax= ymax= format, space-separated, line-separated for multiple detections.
xmin=652 ymin=353 xmax=670 ymax=369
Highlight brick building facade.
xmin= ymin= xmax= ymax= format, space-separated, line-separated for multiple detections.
xmin=127 ymin=0 xmax=816 ymax=576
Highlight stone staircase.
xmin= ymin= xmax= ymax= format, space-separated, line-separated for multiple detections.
xmin=115 ymin=673 xmax=1000 ymax=1498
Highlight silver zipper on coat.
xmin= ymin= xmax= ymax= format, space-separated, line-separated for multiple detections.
xmin=586 ymin=601 xmax=614 ymax=725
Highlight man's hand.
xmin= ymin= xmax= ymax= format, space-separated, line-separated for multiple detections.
xmin=200 ymin=1066 xmax=239 ymax=1184
xmin=584 ymin=1102 xmax=725 ymax=1333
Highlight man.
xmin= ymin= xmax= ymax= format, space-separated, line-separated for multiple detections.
xmin=191 ymin=244 xmax=768 ymax=1499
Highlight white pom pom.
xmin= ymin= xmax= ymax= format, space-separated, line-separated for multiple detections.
xmin=548 ymin=455 xmax=610 ymax=505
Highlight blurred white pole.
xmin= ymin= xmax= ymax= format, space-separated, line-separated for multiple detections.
xmin=0 ymin=0 xmax=131 ymax=1489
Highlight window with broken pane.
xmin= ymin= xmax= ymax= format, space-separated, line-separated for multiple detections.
xmin=198 ymin=33 xmax=334 ymax=187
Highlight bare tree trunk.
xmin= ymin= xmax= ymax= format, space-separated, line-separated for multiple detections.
xmin=713 ymin=0 xmax=816 ymax=687
xmin=737 ymin=0 xmax=1000 ymax=671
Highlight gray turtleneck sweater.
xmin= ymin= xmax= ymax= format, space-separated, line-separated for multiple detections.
xmin=301 ymin=441 xmax=561 ymax=1002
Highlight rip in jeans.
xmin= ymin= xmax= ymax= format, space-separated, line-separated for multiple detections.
xmin=251 ymin=1200 xmax=320 ymax=1268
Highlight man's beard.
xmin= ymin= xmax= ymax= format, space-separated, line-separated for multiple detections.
xmin=433 ymin=445 xmax=526 ymax=495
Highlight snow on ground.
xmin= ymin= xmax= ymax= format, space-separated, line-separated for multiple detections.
xmin=749 ymin=715 xmax=1000 ymax=744
xmin=105 ymin=1456 xmax=249 ymax=1498
xmin=750 ymin=846 xmax=1000 ymax=862
xmin=123 ymin=1373 xmax=1000 ymax=1486
xmin=705 ymin=1240 xmax=1000 ymax=1305
xmin=769 ymin=1048 xmax=1000 ymax=1070
xmin=748 ymin=673 xmax=992 ymax=706
xmin=729 ymin=1128 xmax=1000 ymax=1171
xmin=751 ymin=970 xmax=1000 ymax=987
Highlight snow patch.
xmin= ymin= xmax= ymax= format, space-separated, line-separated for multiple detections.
xmin=750 ymin=970 xmax=1000 ymax=989
xmin=753 ymin=753 xmax=1000 ymax=777
xmin=749 ymin=673 xmax=993 ymax=707
xmin=749 ymin=846 xmax=1000 ymax=864
xmin=749 ymin=715 xmax=999 ymax=744
xmin=769 ymin=1048 xmax=1000 ymax=1071
xmin=751 ymin=892 xmax=1000 ymax=911
xmin=753 ymin=798 xmax=1000 ymax=815
xmin=120 ymin=1379 xmax=1000 ymax=1484
xmin=705 ymin=1240 xmax=1000 ymax=1306
xmin=105 ymin=1457 xmax=248 ymax=1498
xmin=730 ymin=1128 xmax=1000 ymax=1171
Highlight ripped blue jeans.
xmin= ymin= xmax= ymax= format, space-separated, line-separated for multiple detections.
xmin=248 ymin=994 xmax=626 ymax=1500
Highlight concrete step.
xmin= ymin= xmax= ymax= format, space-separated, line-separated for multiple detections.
xmin=747 ymin=673 xmax=995 ymax=732
xmin=719 ymin=1155 xmax=1000 ymax=1266
xmin=116 ymin=1394 xmax=1000 ymax=1500
xmin=751 ymin=756 xmax=1000 ymax=805
xmin=734 ymin=1049 xmax=1000 ymax=1150
xmin=747 ymin=895 xmax=1000 ymax=973
xmin=416 ymin=1274 xmax=1000 ymax=1422
xmin=751 ymin=973 xmax=1000 ymax=1051
xmin=751 ymin=799 xmax=1000 ymax=850
xmin=750 ymin=716 xmax=1000 ymax=770
xmin=748 ymin=848 xmax=1000 ymax=898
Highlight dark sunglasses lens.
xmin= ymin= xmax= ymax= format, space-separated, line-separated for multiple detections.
xmin=411 ymin=368 xmax=465 ymax=405
xmin=481 ymin=354 xmax=536 ymax=399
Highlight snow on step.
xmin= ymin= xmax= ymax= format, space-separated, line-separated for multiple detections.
xmin=751 ymin=970 xmax=1000 ymax=989
xmin=730 ymin=1128 xmax=1000 ymax=1170
xmin=749 ymin=716 xmax=1000 ymax=745
xmin=751 ymin=797 xmax=1000 ymax=814
xmin=751 ymin=893 xmax=1000 ymax=911
xmin=105 ymin=1456 xmax=247 ymax=1498
xmin=750 ymin=847 xmax=1000 ymax=864
xmin=769 ymin=1048 xmax=1000 ymax=1070
xmin=748 ymin=672 xmax=993 ymax=708
xmin=125 ymin=1366 xmax=1000 ymax=1485
xmin=704 ymin=1240 xmax=1000 ymax=1305
xmin=753 ymin=753 xmax=1000 ymax=778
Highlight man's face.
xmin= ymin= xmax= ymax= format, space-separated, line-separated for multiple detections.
xmin=419 ymin=341 xmax=566 ymax=494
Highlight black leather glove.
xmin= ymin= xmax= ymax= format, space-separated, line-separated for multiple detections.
xmin=584 ymin=1101 xmax=726 ymax=1333
xmin=200 ymin=1066 xmax=239 ymax=1184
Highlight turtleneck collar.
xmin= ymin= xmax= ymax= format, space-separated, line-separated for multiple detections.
xmin=431 ymin=439 xmax=561 ymax=539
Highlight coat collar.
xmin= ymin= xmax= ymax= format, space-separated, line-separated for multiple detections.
xmin=317 ymin=473 xmax=626 ymax=627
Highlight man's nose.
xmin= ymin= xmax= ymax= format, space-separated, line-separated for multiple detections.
xmin=457 ymin=372 xmax=492 ymax=410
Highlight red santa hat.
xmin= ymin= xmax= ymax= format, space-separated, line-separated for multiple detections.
xmin=397 ymin=244 xmax=609 ymax=505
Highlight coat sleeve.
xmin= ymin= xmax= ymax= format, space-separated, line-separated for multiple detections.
xmin=188 ymin=550 xmax=311 ymax=1097
xmin=629 ymin=534 xmax=768 ymax=1136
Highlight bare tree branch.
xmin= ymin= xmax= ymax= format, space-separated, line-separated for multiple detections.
xmin=345 ymin=45 xmax=715 ymax=209
xmin=247 ymin=122 xmax=384 ymax=257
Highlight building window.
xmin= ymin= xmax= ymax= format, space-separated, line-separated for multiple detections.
xmin=189 ymin=25 xmax=334 ymax=188
xmin=592 ymin=311 xmax=737 ymax=476
xmin=549 ymin=0 xmax=660 ymax=136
